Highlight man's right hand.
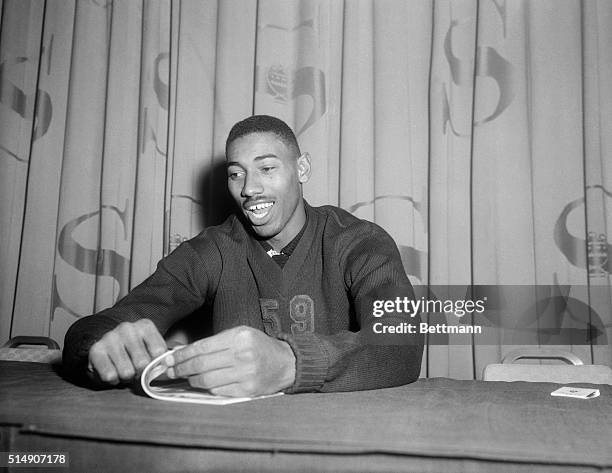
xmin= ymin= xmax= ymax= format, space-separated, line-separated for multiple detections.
xmin=87 ymin=319 xmax=167 ymax=385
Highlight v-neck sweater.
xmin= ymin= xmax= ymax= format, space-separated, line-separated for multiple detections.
xmin=64 ymin=202 xmax=424 ymax=392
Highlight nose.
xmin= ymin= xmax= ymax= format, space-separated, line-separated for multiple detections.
xmin=241 ymin=172 xmax=263 ymax=198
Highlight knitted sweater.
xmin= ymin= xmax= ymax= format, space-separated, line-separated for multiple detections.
xmin=63 ymin=202 xmax=424 ymax=392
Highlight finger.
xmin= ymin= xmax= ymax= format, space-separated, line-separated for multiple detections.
xmin=166 ymin=338 xmax=185 ymax=349
xmin=171 ymin=350 xmax=234 ymax=378
xmin=89 ymin=344 xmax=119 ymax=385
xmin=123 ymin=335 xmax=152 ymax=374
xmin=167 ymin=340 xmax=215 ymax=366
xmin=168 ymin=329 xmax=239 ymax=365
xmin=103 ymin=333 xmax=137 ymax=381
xmin=115 ymin=321 xmax=155 ymax=374
xmin=138 ymin=320 xmax=167 ymax=359
xmin=187 ymin=368 xmax=240 ymax=391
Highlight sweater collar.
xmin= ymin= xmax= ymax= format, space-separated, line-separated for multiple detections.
xmin=258 ymin=211 xmax=309 ymax=261
xmin=243 ymin=200 xmax=319 ymax=294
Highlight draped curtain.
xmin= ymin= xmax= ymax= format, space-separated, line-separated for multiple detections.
xmin=1 ymin=0 xmax=610 ymax=379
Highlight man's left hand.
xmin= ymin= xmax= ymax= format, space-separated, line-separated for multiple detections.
xmin=164 ymin=326 xmax=296 ymax=397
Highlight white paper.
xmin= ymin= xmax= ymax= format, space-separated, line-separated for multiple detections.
xmin=550 ymin=386 xmax=600 ymax=399
xmin=141 ymin=348 xmax=283 ymax=405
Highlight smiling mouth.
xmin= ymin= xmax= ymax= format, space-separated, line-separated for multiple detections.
xmin=245 ymin=201 xmax=275 ymax=221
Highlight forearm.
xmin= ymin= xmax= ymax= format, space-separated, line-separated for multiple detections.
xmin=278 ymin=330 xmax=423 ymax=393
xmin=62 ymin=241 xmax=213 ymax=381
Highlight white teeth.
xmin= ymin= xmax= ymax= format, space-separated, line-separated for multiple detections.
xmin=247 ymin=202 xmax=273 ymax=211
xmin=246 ymin=201 xmax=274 ymax=221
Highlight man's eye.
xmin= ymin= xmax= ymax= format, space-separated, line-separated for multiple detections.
xmin=228 ymin=171 xmax=243 ymax=180
xmin=261 ymin=166 xmax=275 ymax=173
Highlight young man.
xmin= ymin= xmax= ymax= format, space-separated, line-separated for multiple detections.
xmin=63 ymin=115 xmax=423 ymax=396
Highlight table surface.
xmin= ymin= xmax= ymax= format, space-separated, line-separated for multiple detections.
xmin=1 ymin=361 xmax=611 ymax=471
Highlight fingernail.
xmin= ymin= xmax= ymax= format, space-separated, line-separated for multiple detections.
xmin=165 ymin=354 xmax=175 ymax=366
xmin=167 ymin=368 xmax=175 ymax=379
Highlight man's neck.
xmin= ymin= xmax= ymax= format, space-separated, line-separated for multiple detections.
xmin=265 ymin=204 xmax=307 ymax=251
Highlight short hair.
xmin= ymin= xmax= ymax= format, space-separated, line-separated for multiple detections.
xmin=225 ymin=115 xmax=301 ymax=157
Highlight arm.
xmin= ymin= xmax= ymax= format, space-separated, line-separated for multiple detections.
xmin=62 ymin=240 xmax=219 ymax=384
xmin=279 ymin=223 xmax=424 ymax=393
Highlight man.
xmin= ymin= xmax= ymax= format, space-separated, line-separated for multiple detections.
xmin=63 ymin=115 xmax=423 ymax=396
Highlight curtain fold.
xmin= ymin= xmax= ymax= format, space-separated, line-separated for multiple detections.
xmin=0 ymin=0 xmax=45 ymax=349
xmin=1 ymin=0 xmax=610 ymax=378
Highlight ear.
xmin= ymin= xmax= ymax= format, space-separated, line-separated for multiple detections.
xmin=297 ymin=152 xmax=312 ymax=184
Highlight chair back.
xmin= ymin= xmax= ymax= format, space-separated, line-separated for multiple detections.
xmin=483 ymin=349 xmax=612 ymax=384
xmin=0 ymin=336 xmax=62 ymax=364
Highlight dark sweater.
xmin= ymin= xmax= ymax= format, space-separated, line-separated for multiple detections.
xmin=63 ymin=202 xmax=423 ymax=392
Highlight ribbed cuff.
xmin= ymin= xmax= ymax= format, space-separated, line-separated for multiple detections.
xmin=277 ymin=332 xmax=328 ymax=393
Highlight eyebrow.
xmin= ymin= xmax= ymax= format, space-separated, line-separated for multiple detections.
xmin=226 ymin=154 xmax=279 ymax=167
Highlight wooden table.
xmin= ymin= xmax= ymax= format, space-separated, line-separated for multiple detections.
xmin=1 ymin=361 xmax=611 ymax=472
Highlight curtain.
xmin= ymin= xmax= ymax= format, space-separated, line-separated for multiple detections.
xmin=1 ymin=0 xmax=610 ymax=379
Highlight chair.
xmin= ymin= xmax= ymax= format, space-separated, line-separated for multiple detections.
xmin=0 ymin=336 xmax=62 ymax=364
xmin=483 ymin=348 xmax=612 ymax=384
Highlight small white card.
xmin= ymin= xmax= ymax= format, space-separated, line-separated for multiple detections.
xmin=550 ymin=386 xmax=600 ymax=399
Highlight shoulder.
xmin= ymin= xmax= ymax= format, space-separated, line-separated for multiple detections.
xmin=186 ymin=214 xmax=243 ymax=254
xmin=308 ymin=205 xmax=407 ymax=290
xmin=160 ymin=214 xmax=244 ymax=273
xmin=159 ymin=215 xmax=242 ymax=293
xmin=309 ymin=204 xmax=394 ymax=247
xmin=307 ymin=204 xmax=402 ymax=276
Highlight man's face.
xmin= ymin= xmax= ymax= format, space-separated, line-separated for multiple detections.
xmin=226 ymin=132 xmax=311 ymax=245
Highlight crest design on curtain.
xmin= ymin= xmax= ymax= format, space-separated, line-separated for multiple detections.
xmin=140 ymin=106 xmax=167 ymax=156
xmin=0 ymin=57 xmax=53 ymax=161
xmin=260 ymin=19 xmax=316 ymax=34
xmin=348 ymin=195 xmax=427 ymax=282
xmin=442 ymin=8 xmax=515 ymax=136
xmin=554 ymin=185 xmax=611 ymax=276
xmin=51 ymin=274 xmax=80 ymax=320
xmin=53 ymin=203 xmax=130 ymax=318
xmin=255 ymin=9 xmax=326 ymax=136
xmin=154 ymin=52 xmax=169 ymax=111
xmin=256 ymin=65 xmax=325 ymax=136
xmin=508 ymin=279 xmax=608 ymax=345
xmin=139 ymin=51 xmax=170 ymax=156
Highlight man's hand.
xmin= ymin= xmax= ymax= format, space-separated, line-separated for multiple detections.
xmin=88 ymin=319 xmax=167 ymax=385
xmin=164 ymin=326 xmax=296 ymax=397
